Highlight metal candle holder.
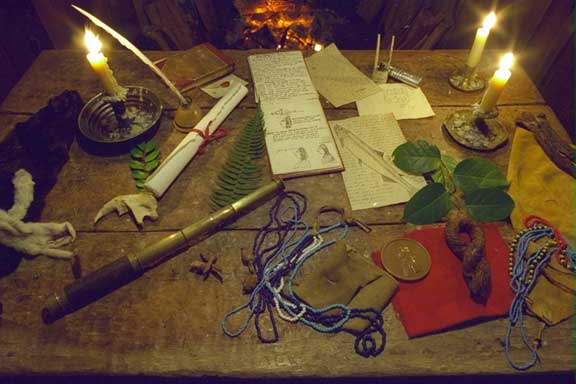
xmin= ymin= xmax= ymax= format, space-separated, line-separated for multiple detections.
xmin=442 ymin=106 xmax=508 ymax=151
xmin=449 ymin=65 xmax=486 ymax=92
xmin=78 ymin=86 xmax=162 ymax=147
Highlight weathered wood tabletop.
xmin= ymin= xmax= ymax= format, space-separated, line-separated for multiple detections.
xmin=0 ymin=49 xmax=572 ymax=378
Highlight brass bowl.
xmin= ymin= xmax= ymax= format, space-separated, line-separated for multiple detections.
xmin=78 ymin=86 xmax=162 ymax=146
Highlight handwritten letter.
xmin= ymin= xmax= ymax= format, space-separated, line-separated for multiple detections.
xmin=329 ymin=114 xmax=426 ymax=210
xmin=248 ymin=51 xmax=318 ymax=102
xmin=305 ymin=44 xmax=381 ymax=107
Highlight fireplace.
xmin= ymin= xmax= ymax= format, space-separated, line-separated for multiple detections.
xmin=220 ymin=0 xmax=377 ymax=50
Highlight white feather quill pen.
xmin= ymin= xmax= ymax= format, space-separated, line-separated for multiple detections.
xmin=72 ymin=4 xmax=187 ymax=105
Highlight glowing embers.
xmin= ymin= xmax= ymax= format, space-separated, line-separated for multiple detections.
xmin=238 ymin=0 xmax=315 ymax=49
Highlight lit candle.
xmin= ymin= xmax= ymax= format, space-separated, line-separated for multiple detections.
xmin=84 ymin=29 xmax=124 ymax=98
xmin=466 ymin=12 xmax=496 ymax=68
xmin=479 ymin=52 xmax=514 ymax=113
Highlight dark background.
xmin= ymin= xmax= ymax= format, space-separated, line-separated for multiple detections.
xmin=0 ymin=0 xmax=573 ymax=139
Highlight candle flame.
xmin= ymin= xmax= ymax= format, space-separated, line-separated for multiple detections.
xmin=499 ymin=52 xmax=514 ymax=70
xmin=313 ymin=43 xmax=323 ymax=52
xmin=73 ymin=4 xmax=187 ymax=105
xmin=84 ymin=29 xmax=102 ymax=54
xmin=483 ymin=12 xmax=496 ymax=30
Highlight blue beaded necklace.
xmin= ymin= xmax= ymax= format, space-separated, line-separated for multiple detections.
xmin=221 ymin=191 xmax=386 ymax=357
xmin=505 ymin=217 xmax=575 ymax=370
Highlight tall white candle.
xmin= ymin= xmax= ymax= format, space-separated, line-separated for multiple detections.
xmin=373 ymin=33 xmax=381 ymax=72
xmin=466 ymin=12 xmax=496 ymax=68
xmin=84 ymin=29 xmax=124 ymax=98
xmin=479 ymin=53 xmax=514 ymax=113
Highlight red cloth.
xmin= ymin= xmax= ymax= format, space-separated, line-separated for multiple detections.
xmin=371 ymin=224 xmax=513 ymax=338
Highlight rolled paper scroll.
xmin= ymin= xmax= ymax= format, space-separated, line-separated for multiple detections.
xmin=145 ymin=83 xmax=248 ymax=197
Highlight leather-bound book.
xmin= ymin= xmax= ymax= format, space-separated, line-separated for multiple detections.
xmin=155 ymin=43 xmax=234 ymax=92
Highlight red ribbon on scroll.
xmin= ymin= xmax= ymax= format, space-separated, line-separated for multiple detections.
xmin=190 ymin=120 xmax=228 ymax=156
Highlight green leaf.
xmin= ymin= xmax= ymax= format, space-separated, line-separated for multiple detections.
xmin=132 ymin=170 xmax=149 ymax=180
xmin=144 ymin=159 xmax=160 ymax=172
xmin=129 ymin=141 xmax=161 ymax=191
xmin=144 ymin=149 xmax=160 ymax=162
xmin=130 ymin=147 xmax=144 ymax=159
xmin=453 ymin=158 xmax=508 ymax=194
xmin=209 ymin=108 xmax=265 ymax=210
xmin=465 ymin=188 xmax=515 ymax=222
xmin=402 ymin=183 xmax=452 ymax=224
xmin=129 ymin=161 xmax=146 ymax=171
xmin=432 ymin=154 xmax=457 ymax=191
xmin=139 ymin=141 xmax=157 ymax=153
xmin=440 ymin=154 xmax=457 ymax=173
xmin=392 ymin=140 xmax=442 ymax=174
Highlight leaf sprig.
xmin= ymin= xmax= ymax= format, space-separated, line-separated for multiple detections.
xmin=210 ymin=109 xmax=265 ymax=210
xmin=392 ymin=140 xmax=514 ymax=224
xmin=130 ymin=141 xmax=161 ymax=190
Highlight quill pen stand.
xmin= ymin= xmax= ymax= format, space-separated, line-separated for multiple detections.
xmin=442 ymin=105 xmax=508 ymax=151
xmin=173 ymin=96 xmax=204 ymax=133
xmin=449 ymin=64 xmax=486 ymax=92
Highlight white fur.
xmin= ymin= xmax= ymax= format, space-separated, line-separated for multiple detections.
xmin=0 ymin=169 xmax=75 ymax=260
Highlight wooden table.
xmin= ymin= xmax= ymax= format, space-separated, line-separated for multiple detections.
xmin=0 ymin=49 xmax=572 ymax=378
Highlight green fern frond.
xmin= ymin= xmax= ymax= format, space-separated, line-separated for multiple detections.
xmin=210 ymin=109 xmax=265 ymax=210
xmin=129 ymin=140 xmax=161 ymax=191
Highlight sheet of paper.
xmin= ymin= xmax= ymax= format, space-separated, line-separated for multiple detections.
xmin=200 ymin=74 xmax=248 ymax=98
xmin=305 ymin=44 xmax=382 ymax=107
xmin=329 ymin=113 xmax=426 ymax=210
xmin=261 ymin=99 xmax=343 ymax=177
xmin=248 ymin=51 xmax=317 ymax=103
xmin=356 ymin=83 xmax=435 ymax=120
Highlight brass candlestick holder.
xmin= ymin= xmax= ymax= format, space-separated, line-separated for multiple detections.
xmin=449 ymin=65 xmax=486 ymax=92
xmin=442 ymin=105 xmax=508 ymax=151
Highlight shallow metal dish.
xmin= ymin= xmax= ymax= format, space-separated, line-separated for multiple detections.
xmin=78 ymin=86 xmax=162 ymax=144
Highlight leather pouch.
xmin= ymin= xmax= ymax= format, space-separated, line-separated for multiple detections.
xmin=295 ymin=241 xmax=398 ymax=333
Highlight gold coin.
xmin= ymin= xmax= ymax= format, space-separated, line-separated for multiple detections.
xmin=380 ymin=239 xmax=431 ymax=281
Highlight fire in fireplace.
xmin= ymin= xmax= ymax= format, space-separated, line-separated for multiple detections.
xmin=235 ymin=0 xmax=316 ymax=49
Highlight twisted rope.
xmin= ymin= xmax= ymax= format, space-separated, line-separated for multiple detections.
xmin=444 ymin=210 xmax=490 ymax=304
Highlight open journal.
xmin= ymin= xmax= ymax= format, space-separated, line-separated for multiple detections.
xmin=248 ymin=51 xmax=344 ymax=178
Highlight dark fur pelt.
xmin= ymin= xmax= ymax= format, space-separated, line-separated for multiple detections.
xmin=0 ymin=90 xmax=83 ymax=275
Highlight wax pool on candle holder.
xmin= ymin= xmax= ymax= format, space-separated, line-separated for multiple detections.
xmin=466 ymin=12 xmax=496 ymax=68
xmin=84 ymin=29 xmax=125 ymax=99
xmin=479 ymin=53 xmax=514 ymax=113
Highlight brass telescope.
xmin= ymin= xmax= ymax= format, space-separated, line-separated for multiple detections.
xmin=42 ymin=179 xmax=285 ymax=323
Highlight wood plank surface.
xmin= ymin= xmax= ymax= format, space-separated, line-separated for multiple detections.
xmin=0 ymin=104 xmax=564 ymax=232
xmin=0 ymin=49 xmax=572 ymax=378
xmin=0 ymin=229 xmax=572 ymax=376
xmin=0 ymin=49 xmax=543 ymax=113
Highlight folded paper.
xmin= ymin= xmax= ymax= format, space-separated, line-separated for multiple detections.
xmin=305 ymin=44 xmax=381 ymax=107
